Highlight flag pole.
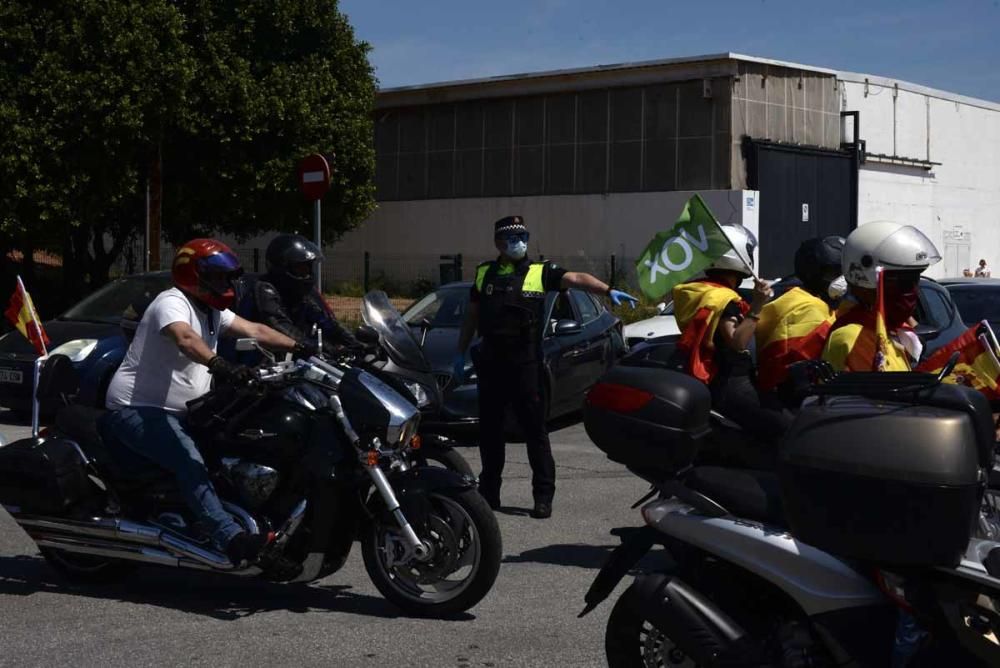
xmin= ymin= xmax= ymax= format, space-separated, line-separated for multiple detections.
xmin=17 ymin=275 xmax=47 ymax=439
xmin=701 ymin=205 xmax=760 ymax=282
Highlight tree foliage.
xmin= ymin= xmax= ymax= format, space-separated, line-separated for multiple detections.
xmin=0 ymin=0 xmax=375 ymax=300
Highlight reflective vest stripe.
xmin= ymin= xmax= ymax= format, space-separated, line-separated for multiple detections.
xmin=523 ymin=263 xmax=545 ymax=296
xmin=475 ymin=264 xmax=491 ymax=291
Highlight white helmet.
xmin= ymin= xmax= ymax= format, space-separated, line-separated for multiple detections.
xmin=842 ymin=222 xmax=941 ymax=289
xmin=707 ymin=225 xmax=757 ymax=277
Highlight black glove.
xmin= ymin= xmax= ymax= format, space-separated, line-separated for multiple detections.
xmin=208 ymin=356 xmax=256 ymax=388
xmin=293 ymin=340 xmax=320 ymax=360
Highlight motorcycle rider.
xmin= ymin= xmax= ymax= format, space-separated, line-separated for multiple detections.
xmin=755 ymin=236 xmax=845 ymax=406
xmin=670 ymin=225 xmax=791 ymax=444
xmin=234 ymin=234 xmax=359 ymax=359
xmin=823 ymin=222 xmax=941 ymax=371
xmin=100 ymin=239 xmax=303 ymax=565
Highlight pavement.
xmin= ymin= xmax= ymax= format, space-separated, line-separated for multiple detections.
xmin=0 ymin=411 xmax=651 ymax=667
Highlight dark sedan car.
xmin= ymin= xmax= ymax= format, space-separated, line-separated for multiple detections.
xmin=0 ymin=272 xmax=172 ymax=416
xmin=939 ymin=278 xmax=1000 ymax=336
xmin=401 ymin=282 xmax=625 ymax=425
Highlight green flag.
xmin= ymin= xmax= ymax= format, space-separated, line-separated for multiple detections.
xmin=635 ymin=195 xmax=737 ymax=300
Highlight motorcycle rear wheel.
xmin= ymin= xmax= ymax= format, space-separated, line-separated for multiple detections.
xmin=40 ymin=547 xmax=136 ymax=583
xmin=361 ymin=487 xmax=501 ymax=617
xmin=605 ymin=585 xmax=699 ymax=668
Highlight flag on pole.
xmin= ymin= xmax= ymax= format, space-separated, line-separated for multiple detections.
xmin=916 ymin=321 xmax=1000 ymax=400
xmin=4 ymin=276 xmax=50 ymax=356
xmin=872 ymin=267 xmax=892 ymax=371
xmin=635 ymin=194 xmax=741 ymax=300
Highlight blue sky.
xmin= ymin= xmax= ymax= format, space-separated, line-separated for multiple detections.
xmin=340 ymin=0 xmax=1000 ymax=101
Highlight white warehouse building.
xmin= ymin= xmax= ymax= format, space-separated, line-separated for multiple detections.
xmin=326 ymin=52 xmax=1000 ymax=283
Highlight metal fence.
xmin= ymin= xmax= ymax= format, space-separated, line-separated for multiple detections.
xmin=113 ymin=240 xmax=640 ymax=299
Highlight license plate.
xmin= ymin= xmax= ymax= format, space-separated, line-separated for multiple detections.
xmin=0 ymin=369 xmax=23 ymax=384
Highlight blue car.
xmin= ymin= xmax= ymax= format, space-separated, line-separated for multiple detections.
xmin=0 ymin=272 xmax=172 ymax=417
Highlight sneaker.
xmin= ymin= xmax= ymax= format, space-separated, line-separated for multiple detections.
xmin=225 ymin=531 xmax=271 ymax=565
xmin=530 ymin=502 xmax=552 ymax=519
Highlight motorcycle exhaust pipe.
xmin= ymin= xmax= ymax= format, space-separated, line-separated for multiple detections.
xmin=630 ymin=574 xmax=759 ymax=665
xmin=17 ymin=514 xmax=238 ymax=571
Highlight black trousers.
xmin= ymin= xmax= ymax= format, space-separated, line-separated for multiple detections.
xmin=475 ymin=345 xmax=555 ymax=504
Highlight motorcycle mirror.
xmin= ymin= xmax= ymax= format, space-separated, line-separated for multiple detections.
xmin=235 ymin=338 xmax=259 ymax=352
xmin=355 ymin=324 xmax=380 ymax=345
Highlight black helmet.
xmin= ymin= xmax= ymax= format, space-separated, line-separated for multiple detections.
xmin=265 ymin=234 xmax=323 ymax=295
xmin=794 ymin=236 xmax=845 ymax=295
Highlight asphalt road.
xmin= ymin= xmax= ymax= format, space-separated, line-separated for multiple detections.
xmin=0 ymin=411 xmax=651 ymax=667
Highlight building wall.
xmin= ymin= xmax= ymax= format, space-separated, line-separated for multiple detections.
xmin=330 ymin=189 xmax=758 ymax=282
xmin=730 ymin=62 xmax=842 ymax=187
xmin=374 ymin=77 xmax=734 ymax=202
xmin=841 ymin=76 xmax=1000 ymax=278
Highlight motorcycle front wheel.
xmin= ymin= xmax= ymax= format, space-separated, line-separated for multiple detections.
xmin=409 ymin=443 xmax=474 ymax=478
xmin=361 ymin=487 xmax=501 ymax=617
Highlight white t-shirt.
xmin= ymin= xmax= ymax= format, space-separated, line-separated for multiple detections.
xmin=106 ymin=288 xmax=236 ymax=414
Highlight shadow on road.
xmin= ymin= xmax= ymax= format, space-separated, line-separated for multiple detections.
xmin=503 ymin=543 xmax=619 ymax=570
xmin=0 ymin=554 xmax=475 ymax=622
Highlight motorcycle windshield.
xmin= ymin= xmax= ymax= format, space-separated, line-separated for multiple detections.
xmin=361 ymin=291 xmax=432 ymax=373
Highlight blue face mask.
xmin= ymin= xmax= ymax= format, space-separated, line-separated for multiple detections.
xmin=505 ymin=239 xmax=528 ymax=260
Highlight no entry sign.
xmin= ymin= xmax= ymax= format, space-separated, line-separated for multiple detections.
xmin=298 ymin=153 xmax=331 ymax=201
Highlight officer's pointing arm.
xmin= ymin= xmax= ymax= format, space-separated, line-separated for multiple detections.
xmin=560 ymin=272 xmax=609 ymax=294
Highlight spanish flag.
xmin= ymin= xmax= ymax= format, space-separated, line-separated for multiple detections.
xmin=673 ymin=281 xmax=748 ymax=384
xmin=755 ymin=287 xmax=835 ymax=392
xmin=823 ymin=270 xmax=911 ymax=372
xmin=916 ymin=322 xmax=1000 ymax=400
xmin=4 ymin=276 xmax=50 ymax=356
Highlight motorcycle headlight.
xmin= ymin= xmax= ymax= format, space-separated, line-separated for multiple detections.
xmin=387 ymin=413 xmax=420 ymax=449
xmin=50 ymin=339 xmax=98 ymax=362
xmin=402 ymin=380 xmax=433 ymax=408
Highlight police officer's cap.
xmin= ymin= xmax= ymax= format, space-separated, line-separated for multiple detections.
xmin=494 ymin=216 xmax=527 ymax=237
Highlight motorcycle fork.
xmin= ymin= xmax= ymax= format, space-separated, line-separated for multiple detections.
xmin=364 ymin=463 xmax=430 ymax=561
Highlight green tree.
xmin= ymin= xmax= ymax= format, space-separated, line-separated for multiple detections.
xmin=0 ymin=0 xmax=375 ymax=304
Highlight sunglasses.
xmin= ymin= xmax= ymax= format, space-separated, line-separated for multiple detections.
xmin=497 ymin=232 xmax=529 ymax=244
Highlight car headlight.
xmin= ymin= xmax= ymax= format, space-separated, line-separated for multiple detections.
xmin=50 ymin=339 xmax=99 ymax=362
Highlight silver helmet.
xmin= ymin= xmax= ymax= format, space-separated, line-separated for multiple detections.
xmin=842 ymin=222 xmax=941 ymax=289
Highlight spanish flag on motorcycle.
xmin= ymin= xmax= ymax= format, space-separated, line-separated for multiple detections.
xmin=755 ymin=287 xmax=836 ymax=392
xmin=915 ymin=322 xmax=1000 ymax=401
xmin=672 ymin=281 xmax=749 ymax=383
xmin=4 ymin=276 xmax=49 ymax=356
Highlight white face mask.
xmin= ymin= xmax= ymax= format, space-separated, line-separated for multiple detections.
xmin=505 ymin=240 xmax=528 ymax=260
xmin=828 ymin=275 xmax=848 ymax=300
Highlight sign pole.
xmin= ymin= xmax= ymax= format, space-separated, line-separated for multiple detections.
xmin=313 ymin=199 xmax=322 ymax=293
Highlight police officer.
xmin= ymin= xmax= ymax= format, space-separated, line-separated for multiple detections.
xmin=455 ymin=216 xmax=637 ymax=519
xmin=235 ymin=234 xmax=359 ymax=358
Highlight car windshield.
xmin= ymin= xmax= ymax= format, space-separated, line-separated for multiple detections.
xmin=947 ymin=287 xmax=1000 ymax=323
xmin=60 ymin=274 xmax=173 ymax=324
xmin=402 ymin=286 xmax=469 ymax=328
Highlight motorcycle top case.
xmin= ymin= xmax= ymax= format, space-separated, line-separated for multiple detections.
xmin=0 ymin=437 xmax=93 ymax=515
xmin=584 ymin=366 xmax=711 ymax=477
xmin=779 ymin=389 xmax=989 ymax=567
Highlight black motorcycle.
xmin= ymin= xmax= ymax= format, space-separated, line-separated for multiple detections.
xmin=354 ymin=291 xmax=474 ymax=478
xmin=0 ymin=349 xmax=501 ymax=617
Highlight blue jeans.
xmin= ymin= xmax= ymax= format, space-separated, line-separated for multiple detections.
xmin=99 ymin=407 xmax=242 ymax=550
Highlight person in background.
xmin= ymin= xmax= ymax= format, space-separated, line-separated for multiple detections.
xmin=975 ymin=258 xmax=991 ymax=278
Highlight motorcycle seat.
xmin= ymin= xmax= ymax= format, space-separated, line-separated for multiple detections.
xmin=54 ymin=405 xmax=169 ymax=483
xmin=686 ymin=466 xmax=787 ymax=528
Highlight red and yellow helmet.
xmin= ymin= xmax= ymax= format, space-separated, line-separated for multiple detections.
xmin=171 ymin=239 xmax=244 ymax=310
